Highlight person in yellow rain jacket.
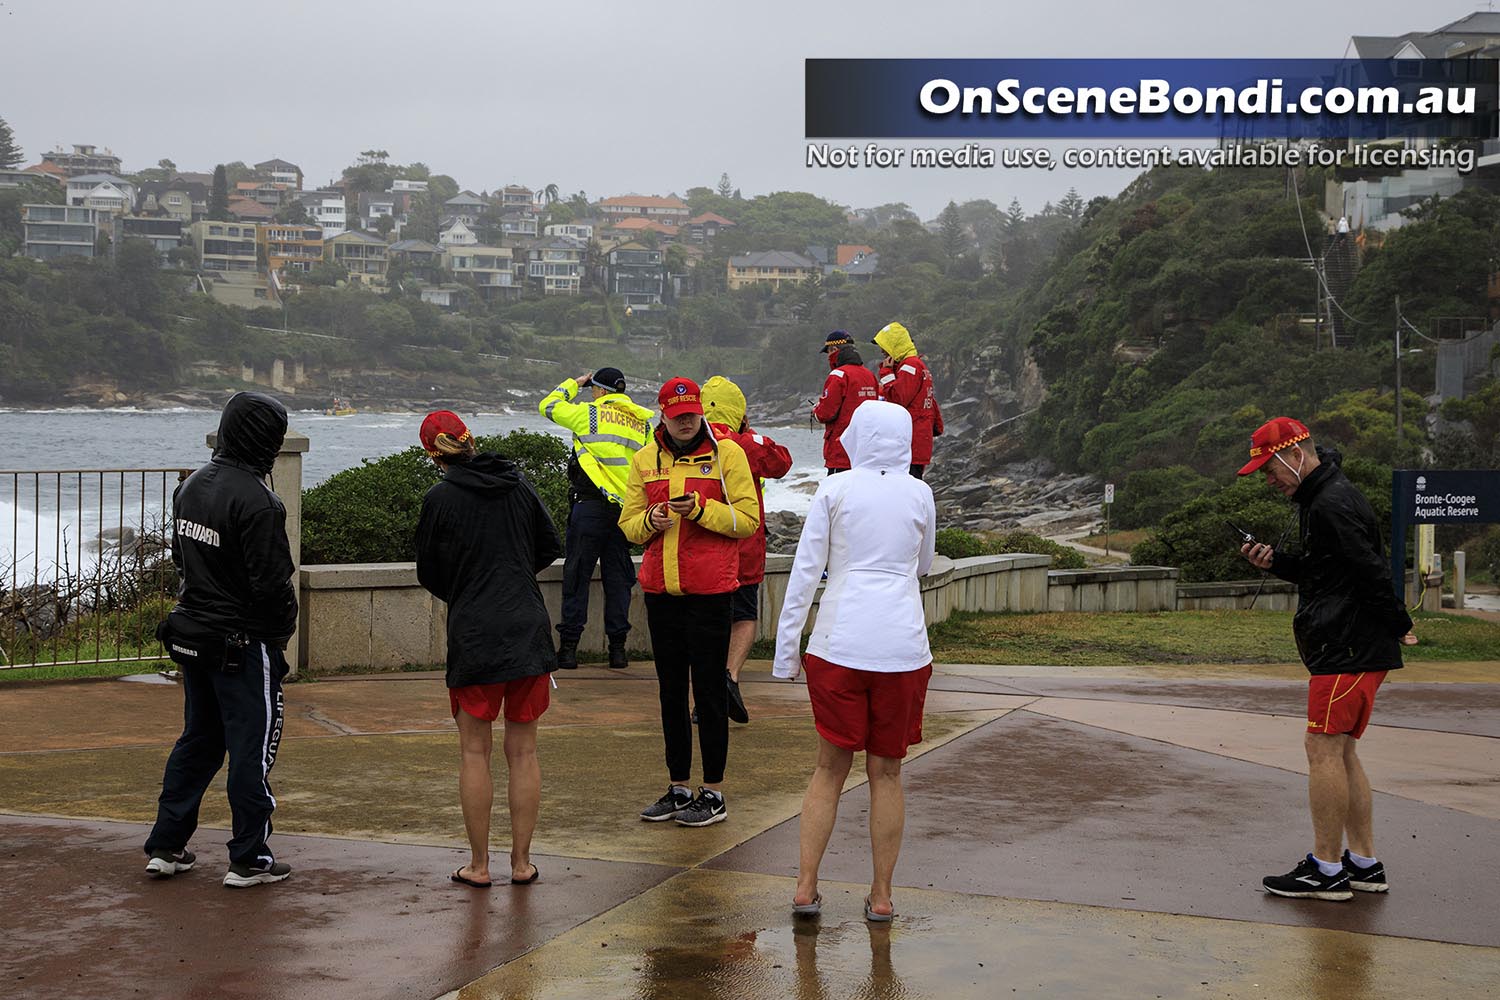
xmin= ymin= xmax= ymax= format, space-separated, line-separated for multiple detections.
xmin=540 ymin=367 xmax=654 ymax=670
xmin=619 ymin=376 xmax=759 ymax=828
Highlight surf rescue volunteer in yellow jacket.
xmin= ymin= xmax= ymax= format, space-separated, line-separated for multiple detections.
xmin=618 ymin=376 xmax=758 ymax=829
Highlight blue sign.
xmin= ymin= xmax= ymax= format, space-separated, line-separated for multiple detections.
xmin=1389 ymin=470 xmax=1500 ymax=597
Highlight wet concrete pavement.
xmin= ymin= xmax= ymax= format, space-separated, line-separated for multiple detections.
xmin=1 ymin=660 xmax=1497 ymax=998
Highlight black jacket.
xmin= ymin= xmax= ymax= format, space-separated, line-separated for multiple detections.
xmin=171 ymin=392 xmax=298 ymax=645
xmin=415 ymin=453 xmax=562 ymax=688
xmin=1270 ymin=454 xmax=1412 ymax=675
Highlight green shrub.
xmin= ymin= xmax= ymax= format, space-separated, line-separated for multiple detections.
xmin=1130 ymin=477 xmax=1294 ymax=582
xmin=933 ymin=528 xmax=1086 ymax=569
xmin=935 ymin=527 xmax=987 ymax=559
xmin=1112 ymin=465 xmax=1214 ymax=530
xmin=302 ymin=430 xmax=570 ymax=564
xmin=987 ymin=531 xmax=1088 ymax=570
xmin=1465 ymin=524 xmax=1500 ymax=584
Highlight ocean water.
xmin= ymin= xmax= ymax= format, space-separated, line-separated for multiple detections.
xmin=0 ymin=407 xmax=826 ymax=577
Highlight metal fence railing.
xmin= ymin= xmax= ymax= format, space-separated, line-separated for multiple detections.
xmin=1 ymin=469 xmax=192 ymax=670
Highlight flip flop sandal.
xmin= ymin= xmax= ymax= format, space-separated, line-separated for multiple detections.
xmin=792 ymin=893 xmax=823 ymax=916
xmin=451 ymin=868 xmax=493 ymax=889
xmin=863 ymin=895 xmax=894 ymax=922
xmin=511 ymin=864 xmax=540 ymax=885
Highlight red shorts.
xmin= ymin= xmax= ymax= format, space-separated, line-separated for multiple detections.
xmin=1307 ymin=671 xmax=1386 ymax=739
xmin=803 ymin=654 xmax=932 ymax=759
xmin=449 ymin=673 xmax=551 ymax=723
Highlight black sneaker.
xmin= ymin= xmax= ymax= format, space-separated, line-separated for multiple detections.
xmin=1342 ymin=851 xmax=1390 ymax=893
xmin=1262 ymin=855 xmax=1353 ymax=901
xmin=726 ymin=672 xmax=750 ymax=724
xmin=556 ymin=639 xmax=579 ymax=670
xmin=145 ymin=848 xmax=195 ymax=878
xmin=675 ymin=788 xmax=727 ymax=827
xmin=640 ymin=785 xmax=694 ymax=822
xmin=223 ymin=860 xmax=292 ymax=888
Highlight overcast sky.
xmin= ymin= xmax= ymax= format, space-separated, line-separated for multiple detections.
xmin=0 ymin=0 xmax=1473 ymax=219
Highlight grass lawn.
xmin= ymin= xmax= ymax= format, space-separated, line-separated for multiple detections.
xmin=926 ymin=610 xmax=1500 ymax=666
xmin=0 ymin=659 xmax=168 ymax=683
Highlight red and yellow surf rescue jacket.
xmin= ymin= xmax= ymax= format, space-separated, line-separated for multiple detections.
xmin=619 ymin=425 xmax=760 ymax=595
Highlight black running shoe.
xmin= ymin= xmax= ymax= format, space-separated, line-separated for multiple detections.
xmin=223 ymin=860 xmax=292 ymax=888
xmin=145 ymin=848 xmax=196 ymax=878
xmin=1342 ymin=851 xmax=1390 ymax=893
xmin=1262 ymin=855 xmax=1352 ymax=900
xmin=674 ymin=788 xmax=727 ymax=827
xmin=726 ymin=672 xmax=750 ymax=724
xmin=640 ymin=785 xmax=694 ymax=822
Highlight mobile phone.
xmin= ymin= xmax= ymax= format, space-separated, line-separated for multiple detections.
xmin=670 ymin=494 xmax=693 ymax=503
xmin=1225 ymin=519 xmax=1258 ymax=546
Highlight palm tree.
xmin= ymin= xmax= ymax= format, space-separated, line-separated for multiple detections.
xmin=543 ymin=183 xmax=560 ymax=205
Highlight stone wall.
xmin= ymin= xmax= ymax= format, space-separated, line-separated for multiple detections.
xmin=1176 ymin=579 xmax=1298 ymax=612
xmin=1046 ymin=567 xmax=1180 ymax=613
xmin=298 ymin=552 xmax=1053 ymax=673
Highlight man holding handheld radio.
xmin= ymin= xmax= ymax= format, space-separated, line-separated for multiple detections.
xmin=1236 ymin=416 xmax=1413 ymax=902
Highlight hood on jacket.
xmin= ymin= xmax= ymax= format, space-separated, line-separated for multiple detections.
xmin=215 ymin=391 xmax=288 ymax=476
xmin=1316 ymin=444 xmax=1342 ymax=469
xmin=872 ymin=321 xmax=917 ymax=362
xmin=829 ymin=344 xmax=864 ymax=370
xmin=840 ymin=399 xmax=911 ymax=472
xmin=701 ymin=376 xmax=747 ymax=431
xmin=442 ymin=453 xmax=522 ymax=495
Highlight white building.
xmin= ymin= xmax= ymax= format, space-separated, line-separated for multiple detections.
xmin=298 ymin=190 xmax=347 ymax=238
xmin=438 ymin=217 xmax=479 ymax=246
xmin=66 ymin=173 xmax=136 ymax=216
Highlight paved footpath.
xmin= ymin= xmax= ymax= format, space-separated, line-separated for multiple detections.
xmin=1 ymin=660 xmax=1497 ymax=999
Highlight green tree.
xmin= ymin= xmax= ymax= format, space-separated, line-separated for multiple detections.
xmin=0 ymin=116 xmax=21 ymax=169
xmin=1058 ymin=187 xmax=1085 ymax=223
xmin=937 ymin=200 xmax=966 ymax=265
xmin=717 ymin=172 xmax=733 ymax=198
xmin=209 ymin=164 xmax=230 ymax=219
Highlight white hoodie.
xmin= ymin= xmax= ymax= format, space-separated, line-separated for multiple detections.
xmin=773 ymin=400 xmax=936 ymax=679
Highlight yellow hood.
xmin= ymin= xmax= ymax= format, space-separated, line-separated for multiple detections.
xmin=701 ymin=375 xmax=747 ymax=430
xmin=873 ymin=321 xmax=917 ymax=362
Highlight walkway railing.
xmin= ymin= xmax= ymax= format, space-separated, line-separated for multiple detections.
xmin=1 ymin=468 xmax=191 ymax=669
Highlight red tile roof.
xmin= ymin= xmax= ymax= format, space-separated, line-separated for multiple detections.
xmin=836 ymin=244 xmax=876 ymax=266
xmin=688 ymin=212 xmax=735 ymax=225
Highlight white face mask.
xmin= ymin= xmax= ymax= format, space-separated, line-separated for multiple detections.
xmin=1273 ymin=447 xmax=1305 ymax=486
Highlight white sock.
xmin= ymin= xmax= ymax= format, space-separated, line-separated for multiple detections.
xmin=1347 ymin=851 xmax=1378 ymax=869
xmin=701 ymin=788 xmax=723 ymax=802
xmin=1313 ymin=855 xmax=1343 ymax=876
xmin=671 ymin=784 xmax=691 ymax=796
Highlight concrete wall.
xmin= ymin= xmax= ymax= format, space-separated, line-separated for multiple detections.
xmin=298 ymin=552 xmax=1054 ymax=673
xmin=1046 ymin=567 xmax=1179 ymax=613
xmin=1176 ymin=579 xmax=1298 ymax=612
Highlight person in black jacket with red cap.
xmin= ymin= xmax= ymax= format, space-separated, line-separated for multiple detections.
xmin=145 ymin=391 xmax=299 ymax=888
xmin=1238 ymin=416 xmax=1413 ymax=902
xmin=415 ymin=411 xmax=561 ymax=888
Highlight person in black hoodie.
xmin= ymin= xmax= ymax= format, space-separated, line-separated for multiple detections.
xmin=145 ymin=391 xmax=299 ymax=888
xmin=415 ymin=411 xmax=562 ymax=888
xmin=1237 ymin=417 xmax=1414 ymax=902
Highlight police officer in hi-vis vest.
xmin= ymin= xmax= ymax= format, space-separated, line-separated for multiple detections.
xmin=540 ymin=367 xmax=654 ymax=669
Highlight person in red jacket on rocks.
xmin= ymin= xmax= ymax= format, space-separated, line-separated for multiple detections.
xmin=812 ymin=330 xmax=879 ymax=476
xmin=872 ymin=321 xmax=944 ymax=478
xmin=702 ymin=375 xmax=793 ymax=725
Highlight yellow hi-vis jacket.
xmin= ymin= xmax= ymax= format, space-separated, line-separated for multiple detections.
xmin=539 ymin=379 xmax=654 ymax=504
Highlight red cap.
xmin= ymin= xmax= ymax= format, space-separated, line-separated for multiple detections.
xmin=657 ymin=377 xmax=704 ymax=418
xmin=420 ymin=410 xmax=472 ymax=457
xmin=1237 ymin=416 xmax=1310 ymax=475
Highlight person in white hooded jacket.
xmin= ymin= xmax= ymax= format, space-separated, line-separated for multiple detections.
xmin=773 ymin=399 xmax=937 ymax=922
